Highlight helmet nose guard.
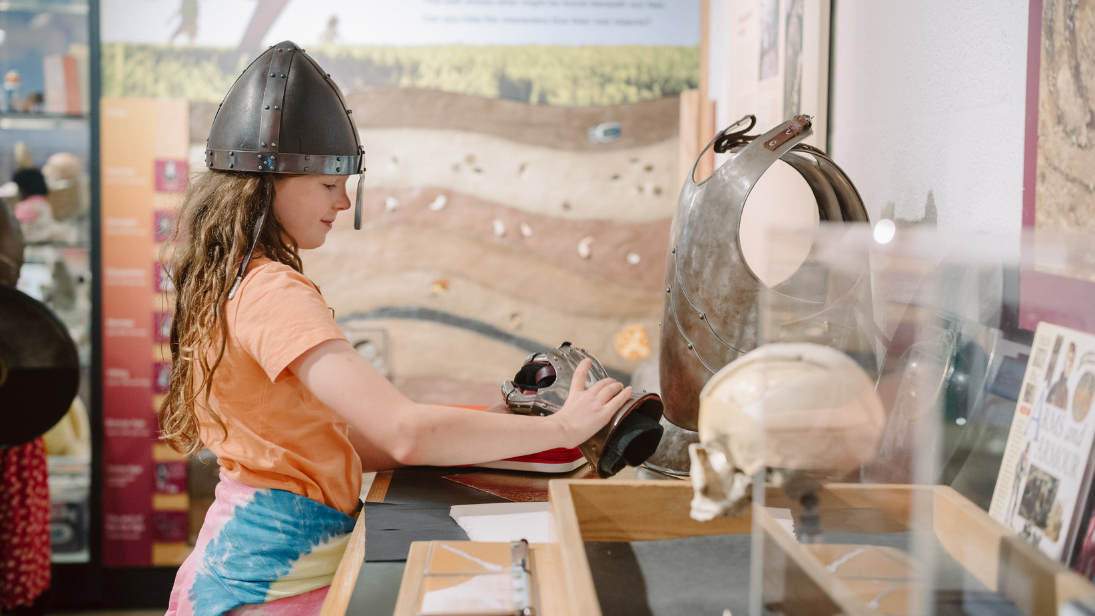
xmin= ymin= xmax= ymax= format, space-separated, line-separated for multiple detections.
xmin=502 ymin=342 xmax=665 ymax=478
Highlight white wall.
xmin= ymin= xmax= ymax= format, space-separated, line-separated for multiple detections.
xmin=827 ymin=0 xmax=1029 ymax=235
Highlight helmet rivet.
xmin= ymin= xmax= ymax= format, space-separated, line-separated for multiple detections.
xmin=264 ymin=105 xmax=269 ymax=109
xmin=666 ymin=286 xmax=671 ymax=293
xmin=280 ymin=74 xmax=285 ymax=78
xmin=277 ymin=48 xmax=282 ymax=52
xmin=347 ymin=109 xmax=352 ymax=114
xmin=326 ymin=73 xmax=331 ymax=78
xmin=304 ymin=167 xmax=309 ymax=172
xmin=270 ymin=73 xmax=275 ymax=78
xmin=271 ymin=143 xmax=276 ymax=147
xmin=336 ymin=157 xmax=341 ymax=161
xmin=229 ymin=151 xmax=234 ymax=156
xmin=305 ymin=155 xmax=310 ymax=160
xmin=274 ymin=105 xmax=279 ymax=110
xmin=262 ymin=142 xmax=266 ymax=146
xmin=229 ymin=163 xmax=234 ymax=168
xmin=687 ymin=343 xmax=694 ymax=349
xmin=336 ymin=167 xmax=340 ymax=172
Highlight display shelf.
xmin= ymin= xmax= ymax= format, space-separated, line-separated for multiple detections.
xmin=0 ymin=0 xmax=88 ymax=14
xmin=24 ymin=239 xmax=93 ymax=249
xmin=0 ymin=113 xmax=89 ymax=131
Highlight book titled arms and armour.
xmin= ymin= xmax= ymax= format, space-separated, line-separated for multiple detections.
xmin=989 ymin=322 xmax=1095 ymax=563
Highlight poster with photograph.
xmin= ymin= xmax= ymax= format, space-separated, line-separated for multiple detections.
xmin=990 ymin=322 xmax=1095 ymax=562
xmin=723 ymin=0 xmax=828 ymax=149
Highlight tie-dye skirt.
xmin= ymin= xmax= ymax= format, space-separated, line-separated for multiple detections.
xmin=166 ymin=474 xmax=358 ymax=616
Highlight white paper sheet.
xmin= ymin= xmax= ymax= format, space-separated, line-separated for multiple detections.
xmin=449 ymin=502 xmax=552 ymax=544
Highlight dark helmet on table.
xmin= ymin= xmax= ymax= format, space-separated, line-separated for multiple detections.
xmin=204 ymin=41 xmax=368 ymax=297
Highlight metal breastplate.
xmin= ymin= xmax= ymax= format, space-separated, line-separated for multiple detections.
xmin=659 ymin=115 xmax=869 ymax=432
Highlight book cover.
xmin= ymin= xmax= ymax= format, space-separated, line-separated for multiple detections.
xmin=1073 ymin=501 xmax=1095 ymax=578
xmin=989 ymin=322 xmax=1095 ymax=562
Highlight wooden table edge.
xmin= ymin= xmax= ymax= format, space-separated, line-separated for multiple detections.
xmin=319 ymin=506 xmax=368 ymax=616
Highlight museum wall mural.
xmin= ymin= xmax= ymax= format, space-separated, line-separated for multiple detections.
xmin=104 ymin=1 xmax=699 ymax=400
xmin=99 ymin=0 xmax=699 ymax=566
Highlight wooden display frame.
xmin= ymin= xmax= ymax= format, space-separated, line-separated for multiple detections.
xmin=390 ymin=541 xmax=569 ymax=616
xmin=548 ymin=479 xmax=1095 ymax=616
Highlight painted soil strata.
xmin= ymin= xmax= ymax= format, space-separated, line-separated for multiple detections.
xmin=356 ymin=128 xmax=678 ymax=222
xmin=343 ymin=187 xmax=670 ymax=293
xmin=190 ymin=90 xmax=679 ymax=152
xmin=307 ymin=225 xmax=664 ymax=321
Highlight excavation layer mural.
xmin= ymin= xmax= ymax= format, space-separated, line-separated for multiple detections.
xmin=104 ymin=2 xmax=699 ymax=408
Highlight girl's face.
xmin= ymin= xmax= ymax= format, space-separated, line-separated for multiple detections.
xmin=272 ymin=174 xmax=351 ymax=249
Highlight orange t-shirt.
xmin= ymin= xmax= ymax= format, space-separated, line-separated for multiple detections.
xmin=197 ymin=258 xmax=362 ymax=515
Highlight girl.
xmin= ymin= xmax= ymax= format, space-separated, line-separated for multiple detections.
xmin=161 ymin=43 xmax=630 ymax=615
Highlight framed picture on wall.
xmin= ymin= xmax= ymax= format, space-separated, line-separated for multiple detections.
xmin=1018 ymin=0 xmax=1095 ymax=336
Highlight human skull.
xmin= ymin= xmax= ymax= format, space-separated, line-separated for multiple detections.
xmin=689 ymin=343 xmax=885 ymax=521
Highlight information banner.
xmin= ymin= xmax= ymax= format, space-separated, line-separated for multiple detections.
xmin=100 ymin=98 xmax=189 ymax=567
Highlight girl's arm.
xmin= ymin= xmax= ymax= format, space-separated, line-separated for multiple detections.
xmin=290 ymin=339 xmax=632 ymax=467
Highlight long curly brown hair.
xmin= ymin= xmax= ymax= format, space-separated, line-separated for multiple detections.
xmin=158 ymin=170 xmax=302 ymax=455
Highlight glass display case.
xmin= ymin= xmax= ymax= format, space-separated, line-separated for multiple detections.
xmin=0 ymin=0 xmax=92 ymax=564
xmin=734 ymin=225 xmax=1095 ymax=615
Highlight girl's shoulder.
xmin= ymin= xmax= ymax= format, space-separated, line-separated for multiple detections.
xmin=242 ymin=258 xmax=312 ymax=284
xmin=244 ymin=257 xmax=286 ymax=276
xmin=231 ymin=259 xmax=321 ymax=308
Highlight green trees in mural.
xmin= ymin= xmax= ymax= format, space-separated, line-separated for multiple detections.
xmin=102 ymin=43 xmax=699 ymax=106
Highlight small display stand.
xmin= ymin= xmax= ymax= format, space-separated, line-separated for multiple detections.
xmin=542 ymin=226 xmax=1095 ymax=616
xmin=755 ymin=225 xmax=1095 ymax=615
xmin=547 ymin=479 xmax=1095 ymax=616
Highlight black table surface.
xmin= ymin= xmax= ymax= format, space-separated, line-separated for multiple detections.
xmin=345 ymin=466 xmax=512 ymax=614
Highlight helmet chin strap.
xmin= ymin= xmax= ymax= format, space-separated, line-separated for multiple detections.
xmin=353 ymin=171 xmax=365 ymax=230
xmin=228 ymin=209 xmax=267 ymax=300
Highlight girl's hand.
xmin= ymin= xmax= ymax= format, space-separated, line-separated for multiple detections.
xmin=551 ymin=358 xmax=633 ymax=449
